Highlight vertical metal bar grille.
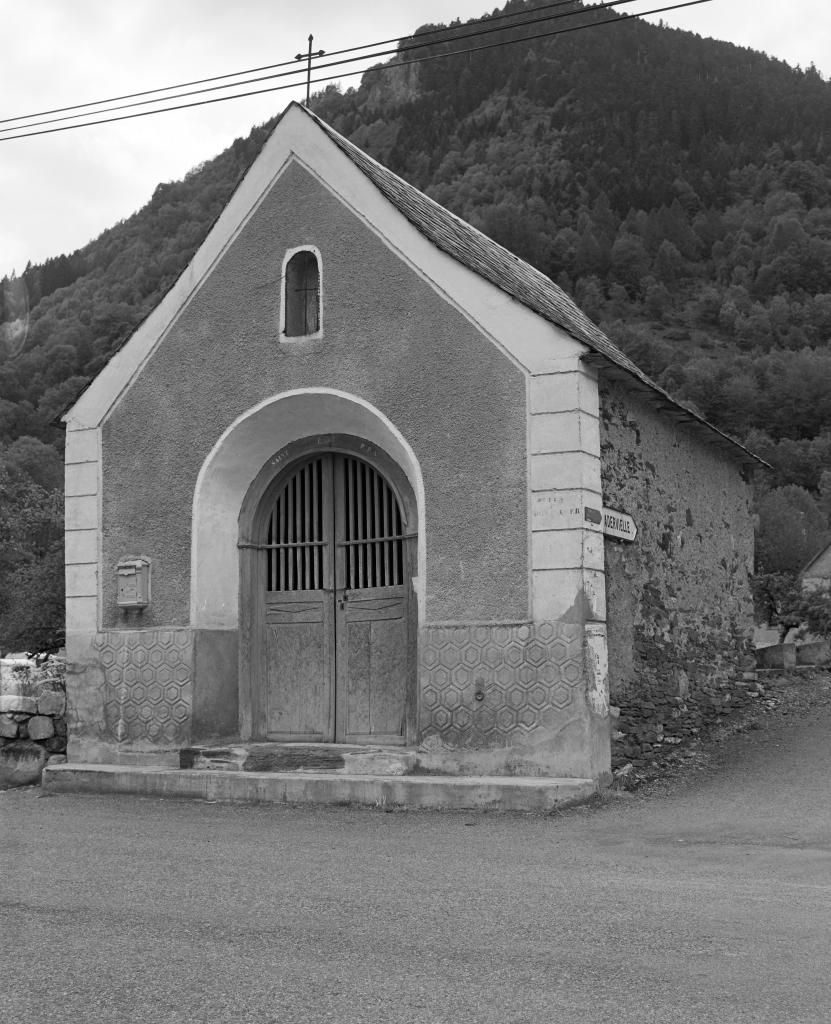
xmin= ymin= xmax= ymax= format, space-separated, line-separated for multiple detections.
xmin=265 ymin=458 xmax=325 ymax=592
xmin=342 ymin=457 xmax=404 ymax=588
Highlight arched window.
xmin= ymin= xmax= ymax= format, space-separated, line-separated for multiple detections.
xmin=283 ymin=249 xmax=320 ymax=337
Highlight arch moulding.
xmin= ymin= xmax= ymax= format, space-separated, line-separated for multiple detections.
xmin=190 ymin=388 xmax=427 ymax=630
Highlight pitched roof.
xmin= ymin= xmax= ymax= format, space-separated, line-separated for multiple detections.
xmin=800 ymin=540 xmax=831 ymax=579
xmin=306 ymin=105 xmax=763 ymax=468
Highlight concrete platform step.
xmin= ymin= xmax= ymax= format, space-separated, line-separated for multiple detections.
xmin=42 ymin=763 xmax=597 ymax=813
xmin=179 ymin=742 xmax=418 ymax=776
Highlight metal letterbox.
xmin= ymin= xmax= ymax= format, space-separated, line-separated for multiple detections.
xmin=116 ymin=557 xmax=150 ymax=609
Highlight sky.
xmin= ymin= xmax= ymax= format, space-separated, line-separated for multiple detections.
xmin=2 ymin=0 xmax=830 ymax=280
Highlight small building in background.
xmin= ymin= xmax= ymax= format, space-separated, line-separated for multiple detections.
xmin=61 ymin=103 xmax=761 ymax=788
xmin=800 ymin=542 xmax=831 ymax=593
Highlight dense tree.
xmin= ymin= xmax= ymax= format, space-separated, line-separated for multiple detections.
xmin=3 ymin=0 xmax=831 ymax=645
xmin=755 ymin=486 xmax=831 ymax=575
xmin=0 ymin=459 xmax=63 ymax=651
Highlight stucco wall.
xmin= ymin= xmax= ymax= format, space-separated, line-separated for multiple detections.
xmin=599 ymin=380 xmax=755 ymax=765
xmin=100 ymin=161 xmax=528 ymax=629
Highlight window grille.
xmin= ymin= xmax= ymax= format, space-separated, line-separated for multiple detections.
xmin=265 ymin=458 xmax=325 ymax=592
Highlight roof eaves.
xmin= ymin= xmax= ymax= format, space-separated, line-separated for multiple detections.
xmin=580 ymin=352 xmax=769 ymax=469
xmin=799 ymin=542 xmax=831 ymax=578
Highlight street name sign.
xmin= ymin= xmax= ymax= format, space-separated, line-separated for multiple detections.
xmin=584 ymin=506 xmax=638 ymax=542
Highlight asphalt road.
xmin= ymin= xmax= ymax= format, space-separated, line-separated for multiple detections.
xmin=2 ymin=705 xmax=830 ymax=1024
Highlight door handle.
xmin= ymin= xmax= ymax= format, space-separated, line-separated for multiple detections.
xmin=337 ymin=592 xmax=349 ymax=611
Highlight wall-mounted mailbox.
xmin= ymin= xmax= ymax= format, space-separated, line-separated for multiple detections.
xmin=117 ymin=557 xmax=151 ymax=609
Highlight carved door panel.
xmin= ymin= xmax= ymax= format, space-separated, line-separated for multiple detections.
xmin=259 ymin=453 xmax=409 ymax=744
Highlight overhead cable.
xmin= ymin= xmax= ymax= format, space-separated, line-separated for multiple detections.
xmin=0 ymin=0 xmax=714 ymax=143
xmin=0 ymin=1 xmax=603 ymax=127
xmin=0 ymin=0 xmax=639 ymax=134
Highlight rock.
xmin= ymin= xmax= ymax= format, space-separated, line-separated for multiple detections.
xmin=45 ymin=735 xmax=67 ymax=753
xmin=0 ymin=740 xmax=48 ymax=787
xmin=27 ymin=716 xmax=55 ymax=740
xmin=0 ymin=695 xmax=37 ymax=714
xmin=46 ymin=754 xmax=67 ymax=766
xmin=37 ymin=690 xmax=65 ymax=716
xmin=614 ymin=763 xmax=634 ymax=778
xmin=0 ymin=713 xmax=18 ymax=738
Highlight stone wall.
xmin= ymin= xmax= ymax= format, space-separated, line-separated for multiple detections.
xmin=599 ymin=380 xmax=756 ymax=769
xmin=0 ymin=655 xmax=67 ymax=784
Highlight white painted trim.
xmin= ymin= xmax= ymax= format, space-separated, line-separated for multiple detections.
xmin=531 ymin=489 xmax=603 ymax=532
xmin=64 ymin=103 xmax=583 ymax=431
xmin=65 ymin=529 xmax=98 ymax=565
xmin=66 ymin=563 xmax=98 ymax=599
xmin=532 ymin=567 xmax=607 ymax=621
xmin=190 ymin=387 xmax=427 ymax=629
xmin=64 ymin=462 xmax=98 ymax=497
xmin=64 ymin=425 xmax=102 ymax=635
xmin=530 ymin=364 xmax=601 ymax=419
xmin=66 ymin=597 xmax=98 ymax=632
xmin=96 ymin=427 xmax=104 ymax=630
xmin=530 ymin=412 xmax=601 ymax=458
xmin=279 ymin=244 xmax=323 ymax=341
xmin=527 ymin=361 xmax=606 ymax=625
xmin=65 ymin=428 xmax=100 ymax=464
xmin=524 ymin=373 xmax=534 ymax=622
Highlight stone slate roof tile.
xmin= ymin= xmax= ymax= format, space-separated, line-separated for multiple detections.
xmin=308 ymin=107 xmax=763 ymax=467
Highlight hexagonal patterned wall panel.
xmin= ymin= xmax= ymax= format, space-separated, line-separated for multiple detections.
xmin=420 ymin=621 xmax=584 ymax=748
xmin=93 ymin=630 xmax=193 ymax=745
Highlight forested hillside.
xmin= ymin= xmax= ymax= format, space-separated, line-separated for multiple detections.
xmin=3 ymin=0 xmax=831 ymax=647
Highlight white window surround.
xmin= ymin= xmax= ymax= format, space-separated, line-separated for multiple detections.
xmin=279 ymin=245 xmax=323 ymax=341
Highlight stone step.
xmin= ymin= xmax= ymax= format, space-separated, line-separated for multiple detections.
xmin=179 ymin=742 xmax=418 ymax=776
xmin=42 ymin=763 xmax=597 ymax=812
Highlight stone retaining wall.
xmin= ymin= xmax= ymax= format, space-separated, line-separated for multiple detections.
xmin=0 ymin=656 xmax=67 ymax=781
xmin=611 ymin=664 xmax=762 ymax=770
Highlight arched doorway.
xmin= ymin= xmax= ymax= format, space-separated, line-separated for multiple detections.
xmin=239 ymin=437 xmax=417 ymax=745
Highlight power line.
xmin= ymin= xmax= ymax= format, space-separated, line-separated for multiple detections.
xmin=0 ymin=0 xmax=714 ymax=144
xmin=0 ymin=0 xmax=637 ymax=135
xmin=0 ymin=0 xmax=597 ymax=127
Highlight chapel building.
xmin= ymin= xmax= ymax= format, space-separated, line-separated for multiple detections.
xmin=62 ymin=103 xmax=758 ymax=786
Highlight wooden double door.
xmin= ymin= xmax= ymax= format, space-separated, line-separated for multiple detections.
xmin=253 ymin=452 xmax=412 ymax=744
